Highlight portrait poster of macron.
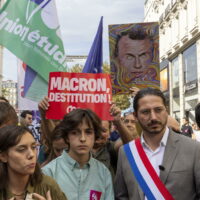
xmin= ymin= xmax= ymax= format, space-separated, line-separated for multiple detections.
xmin=109 ymin=22 xmax=160 ymax=95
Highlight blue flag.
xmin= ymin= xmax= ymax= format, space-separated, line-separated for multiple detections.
xmin=24 ymin=65 xmax=37 ymax=96
xmin=82 ymin=16 xmax=103 ymax=73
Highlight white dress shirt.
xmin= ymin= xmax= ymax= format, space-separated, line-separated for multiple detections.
xmin=141 ymin=127 xmax=169 ymax=199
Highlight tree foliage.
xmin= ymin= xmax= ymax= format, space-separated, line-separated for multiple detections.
xmin=102 ymin=61 xmax=110 ymax=74
xmin=112 ymin=94 xmax=130 ymax=110
xmin=69 ymin=64 xmax=83 ymax=73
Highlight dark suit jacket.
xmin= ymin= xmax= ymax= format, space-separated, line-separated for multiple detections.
xmin=114 ymin=130 xmax=200 ymax=200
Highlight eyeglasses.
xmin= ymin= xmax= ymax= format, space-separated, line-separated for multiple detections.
xmin=139 ymin=107 xmax=166 ymax=116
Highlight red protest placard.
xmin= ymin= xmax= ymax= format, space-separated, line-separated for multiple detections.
xmin=46 ymin=72 xmax=113 ymax=120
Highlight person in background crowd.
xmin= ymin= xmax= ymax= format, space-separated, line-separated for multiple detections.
xmin=181 ymin=117 xmax=193 ymax=138
xmin=37 ymin=97 xmax=61 ymax=164
xmin=20 ymin=110 xmax=41 ymax=149
xmin=110 ymin=104 xmax=140 ymax=153
xmin=30 ymin=119 xmax=41 ymax=147
xmin=0 ymin=125 xmax=67 ymax=200
xmin=115 ymin=88 xmax=200 ymax=199
xmin=110 ymin=87 xmax=141 ymax=149
xmin=0 ymin=102 xmax=18 ymax=128
xmin=42 ymin=109 xmax=114 ymax=200
xmin=123 ymin=112 xmax=137 ymax=132
xmin=110 ymin=104 xmax=139 ymax=144
xmin=41 ymin=126 xmax=68 ymax=167
xmin=92 ymin=120 xmax=118 ymax=180
xmin=109 ymin=123 xmax=120 ymax=142
xmin=20 ymin=110 xmax=33 ymax=127
xmin=101 ymin=120 xmax=112 ymax=140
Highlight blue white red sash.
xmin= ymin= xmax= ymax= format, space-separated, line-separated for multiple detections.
xmin=124 ymin=138 xmax=174 ymax=200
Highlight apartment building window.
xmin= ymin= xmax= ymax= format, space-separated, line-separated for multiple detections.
xmin=172 ymin=57 xmax=179 ymax=88
xmin=160 ymin=67 xmax=168 ymax=92
xmin=183 ymin=44 xmax=197 ymax=84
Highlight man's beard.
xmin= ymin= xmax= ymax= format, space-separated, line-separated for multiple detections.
xmin=138 ymin=119 xmax=167 ymax=135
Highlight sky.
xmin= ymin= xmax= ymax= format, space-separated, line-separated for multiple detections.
xmin=3 ymin=0 xmax=145 ymax=82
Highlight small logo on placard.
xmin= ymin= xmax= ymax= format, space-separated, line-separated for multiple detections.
xmin=89 ymin=190 xmax=102 ymax=200
xmin=66 ymin=105 xmax=76 ymax=113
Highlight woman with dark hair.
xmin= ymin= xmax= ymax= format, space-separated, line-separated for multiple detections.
xmin=0 ymin=125 xmax=67 ymax=200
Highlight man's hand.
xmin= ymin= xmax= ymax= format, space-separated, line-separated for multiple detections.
xmin=129 ymin=87 xmax=140 ymax=98
xmin=167 ymin=115 xmax=180 ymax=133
xmin=38 ymin=96 xmax=49 ymax=111
xmin=110 ymin=103 xmax=121 ymax=122
xmin=38 ymin=96 xmax=50 ymax=118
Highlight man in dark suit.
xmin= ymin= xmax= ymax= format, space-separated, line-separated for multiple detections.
xmin=115 ymin=88 xmax=200 ymax=199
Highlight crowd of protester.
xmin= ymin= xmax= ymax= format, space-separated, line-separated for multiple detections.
xmin=0 ymin=86 xmax=200 ymax=199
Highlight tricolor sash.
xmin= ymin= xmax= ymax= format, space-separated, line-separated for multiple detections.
xmin=124 ymin=138 xmax=174 ymax=200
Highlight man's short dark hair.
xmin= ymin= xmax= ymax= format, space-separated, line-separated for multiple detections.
xmin=20 ymin=110 xmax=33 ymax=118
xmin=114 ymin=28 xmax=154 ymax=58
xmin=57 ymin=109 xmax=104 ymax=143
xmin=133 ymin=88 xmax=167 ymax=113
xmin=195 ymin=103 xmax=200 ymax=128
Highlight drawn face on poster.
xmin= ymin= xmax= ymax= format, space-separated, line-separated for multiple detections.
xmin=109 ymin=22 xmax=160 ymax=94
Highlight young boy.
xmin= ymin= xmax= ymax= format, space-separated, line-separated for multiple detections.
xmin=42 ymin=108 xmax=114 ymax=200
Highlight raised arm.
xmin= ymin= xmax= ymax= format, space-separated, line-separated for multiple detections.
xmin=38 ymin=96 xmax=57 ymax=145
xmin=110 ymin=103 xmax=138 ymax=145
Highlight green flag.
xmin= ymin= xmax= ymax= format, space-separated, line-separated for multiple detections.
xmin=0 ymin=0 xmax=67 ymax=82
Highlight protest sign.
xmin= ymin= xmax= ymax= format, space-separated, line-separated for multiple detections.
xmin=109 ymin=22 xmax=160 ymax=95
xmin=46 ymin=72 xmax=113 ymax=120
